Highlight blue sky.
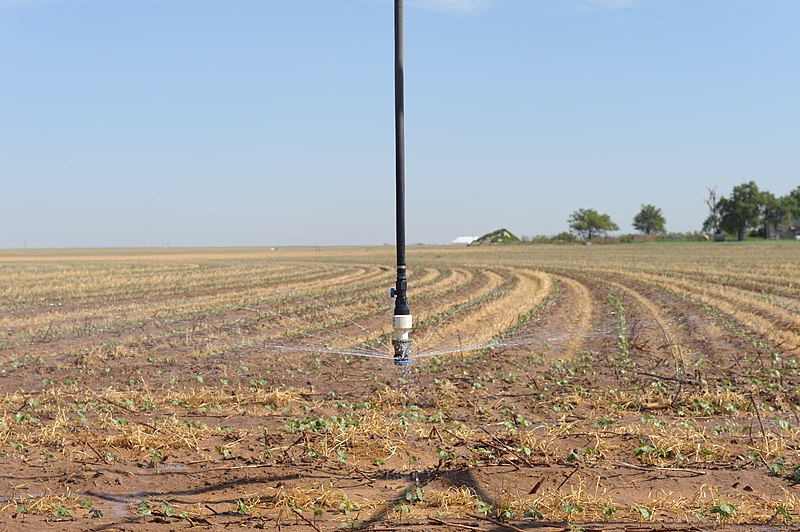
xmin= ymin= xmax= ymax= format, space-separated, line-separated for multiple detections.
xmin=1 ymin=0 xmax=798 ymax=248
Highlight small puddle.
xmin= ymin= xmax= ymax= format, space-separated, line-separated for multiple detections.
xmin=157 ymin=463 xmax=191 ymax=472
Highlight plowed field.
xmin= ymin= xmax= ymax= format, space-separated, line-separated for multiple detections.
xmin=1 ymin=243 xmax=799 ymax=531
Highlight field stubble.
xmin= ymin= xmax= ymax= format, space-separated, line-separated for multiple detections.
xmin=0 ymin=243 xmax=799 ymax=530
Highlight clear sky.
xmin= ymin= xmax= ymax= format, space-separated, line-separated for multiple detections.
xmin=1 ymin=0 xmax=798 ymax=248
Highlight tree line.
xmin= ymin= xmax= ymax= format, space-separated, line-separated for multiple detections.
xmin=703 ymin=182 xmax=800 ymax=241
xmin=565 ymin=182 xmax=799 ymax=242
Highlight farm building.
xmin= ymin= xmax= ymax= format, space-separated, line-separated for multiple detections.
xmin=778 ymin=218 xmax=800 ymax=240
xmin=451 ymin=236 xmax=479 ymax=245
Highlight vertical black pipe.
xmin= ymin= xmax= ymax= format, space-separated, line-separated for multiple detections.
xmin=393 ymin=0 xmax=410 ymax=316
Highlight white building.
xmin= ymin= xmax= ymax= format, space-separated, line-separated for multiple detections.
xmin=451 ymin=236 xmax=479 ymax=245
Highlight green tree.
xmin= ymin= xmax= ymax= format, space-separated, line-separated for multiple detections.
xmin=718 ymin=181 xmax=762 ymax=241
xmin=632 ymin=204 xmax=666 ymax=235
xmin=568 ymin=209 xmax=619 ymax=241
xmin=787 ymin=187 xmax=800 ymax=218
xmin=760 ymin=191 xmax=790 ymax=239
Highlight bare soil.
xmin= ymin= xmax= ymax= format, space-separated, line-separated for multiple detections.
xmin=1 ymin=245 xmax=799 ymax=531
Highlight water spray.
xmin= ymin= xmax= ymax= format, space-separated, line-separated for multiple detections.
xmin=391 ymin=0 xmax=412 ymax=366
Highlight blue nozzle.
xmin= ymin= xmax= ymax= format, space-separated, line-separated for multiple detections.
xmin=394 ymin=358 xmax=412 ymax=366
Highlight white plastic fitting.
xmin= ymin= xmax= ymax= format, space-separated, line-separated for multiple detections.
xmin=393 ymin=314 xmax=413 ymax=341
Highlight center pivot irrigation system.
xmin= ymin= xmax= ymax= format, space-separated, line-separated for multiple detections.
xmin=390 ymin=0 xmax=413 ymax=366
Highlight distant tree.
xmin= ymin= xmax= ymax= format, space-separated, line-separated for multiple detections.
xmin=787 ymin=187 xmax=800 ymax=218
xmin=760 ymin=191 xmax=790 ymax=239
xmin=718 ymin=181 xmax=762 ymax=241
xmin=633 ymin=204 xmax=666 ymax=235
xmin=703 ymin=186 xmax=721 ymax=235
xmin=551 ymin=231 xmax=577 ymax=243
xmin=568 ymin=209 xmax=619 ymax=241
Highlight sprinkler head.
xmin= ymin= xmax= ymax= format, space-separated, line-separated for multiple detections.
xmin=393 ymin=338 xmax=412 ymax=366
xmin=392 ymin=314 xmax=413 ymax=366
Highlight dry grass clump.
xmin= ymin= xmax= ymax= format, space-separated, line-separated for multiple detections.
xmin=339 ymin=481 xmax=800 ymax=526
xmin=79 ymin=344 xmax=141 ymax=370
xmin=422 ymin=486 xmax=480 ymax=513
xmin=368 ymin=385 xmax=413 ymax=410
xmin=30 ymin=384 xmax=300 ymax=415
xmin=135 ymin=385 xmax=301 ymax=412
xmin=633 ymin=485 xmax=800 ymax=525
xmin=244 ymin=484 xmax=378 ymax=517
xmin=103 ymin=414 xmax=213 ymax=455
xmin=498 ymin=481 xmax=798 ymax=525
xmin=612 ymin=419 xmax=735 ymax=465
xmin=0 ymin=385 xmax=303 ymax=464
xmin=370 ymin=378 xmax=479 ymax=413
xmin=289 ymin=409 xmax=411 ymax=465
xmin=684 ymin=388 xmax=751 ymax=414
xmin=586 ymin=386 xmax=750 ymax=415
xmin=260 ymin=485 xmax=349 ymax=510
xmin=529 ymin=477 xmax=616 ymax=522
xmin=419 ymin=378 xmax=466 ymax=411
xmin=0 ymin=490 xmax=79 ymax=517
xmin=737 ymin=488 xmax=800 ymax=525
xmin=339 ymin=411 xmax=410 ymax=461
xmin=747 ymin=425 xmax=800 ymax=463
xmin=504 ymin=426 xmax=563 ymax=463
xmin=0 ymin=407 xmax=78 ymax=453
xmin=391 ymin=486 xmax=496 ymax=520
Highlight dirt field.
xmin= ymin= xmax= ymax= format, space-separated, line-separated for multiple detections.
xmin=1 ymin=243 xmax=799 ymax=531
